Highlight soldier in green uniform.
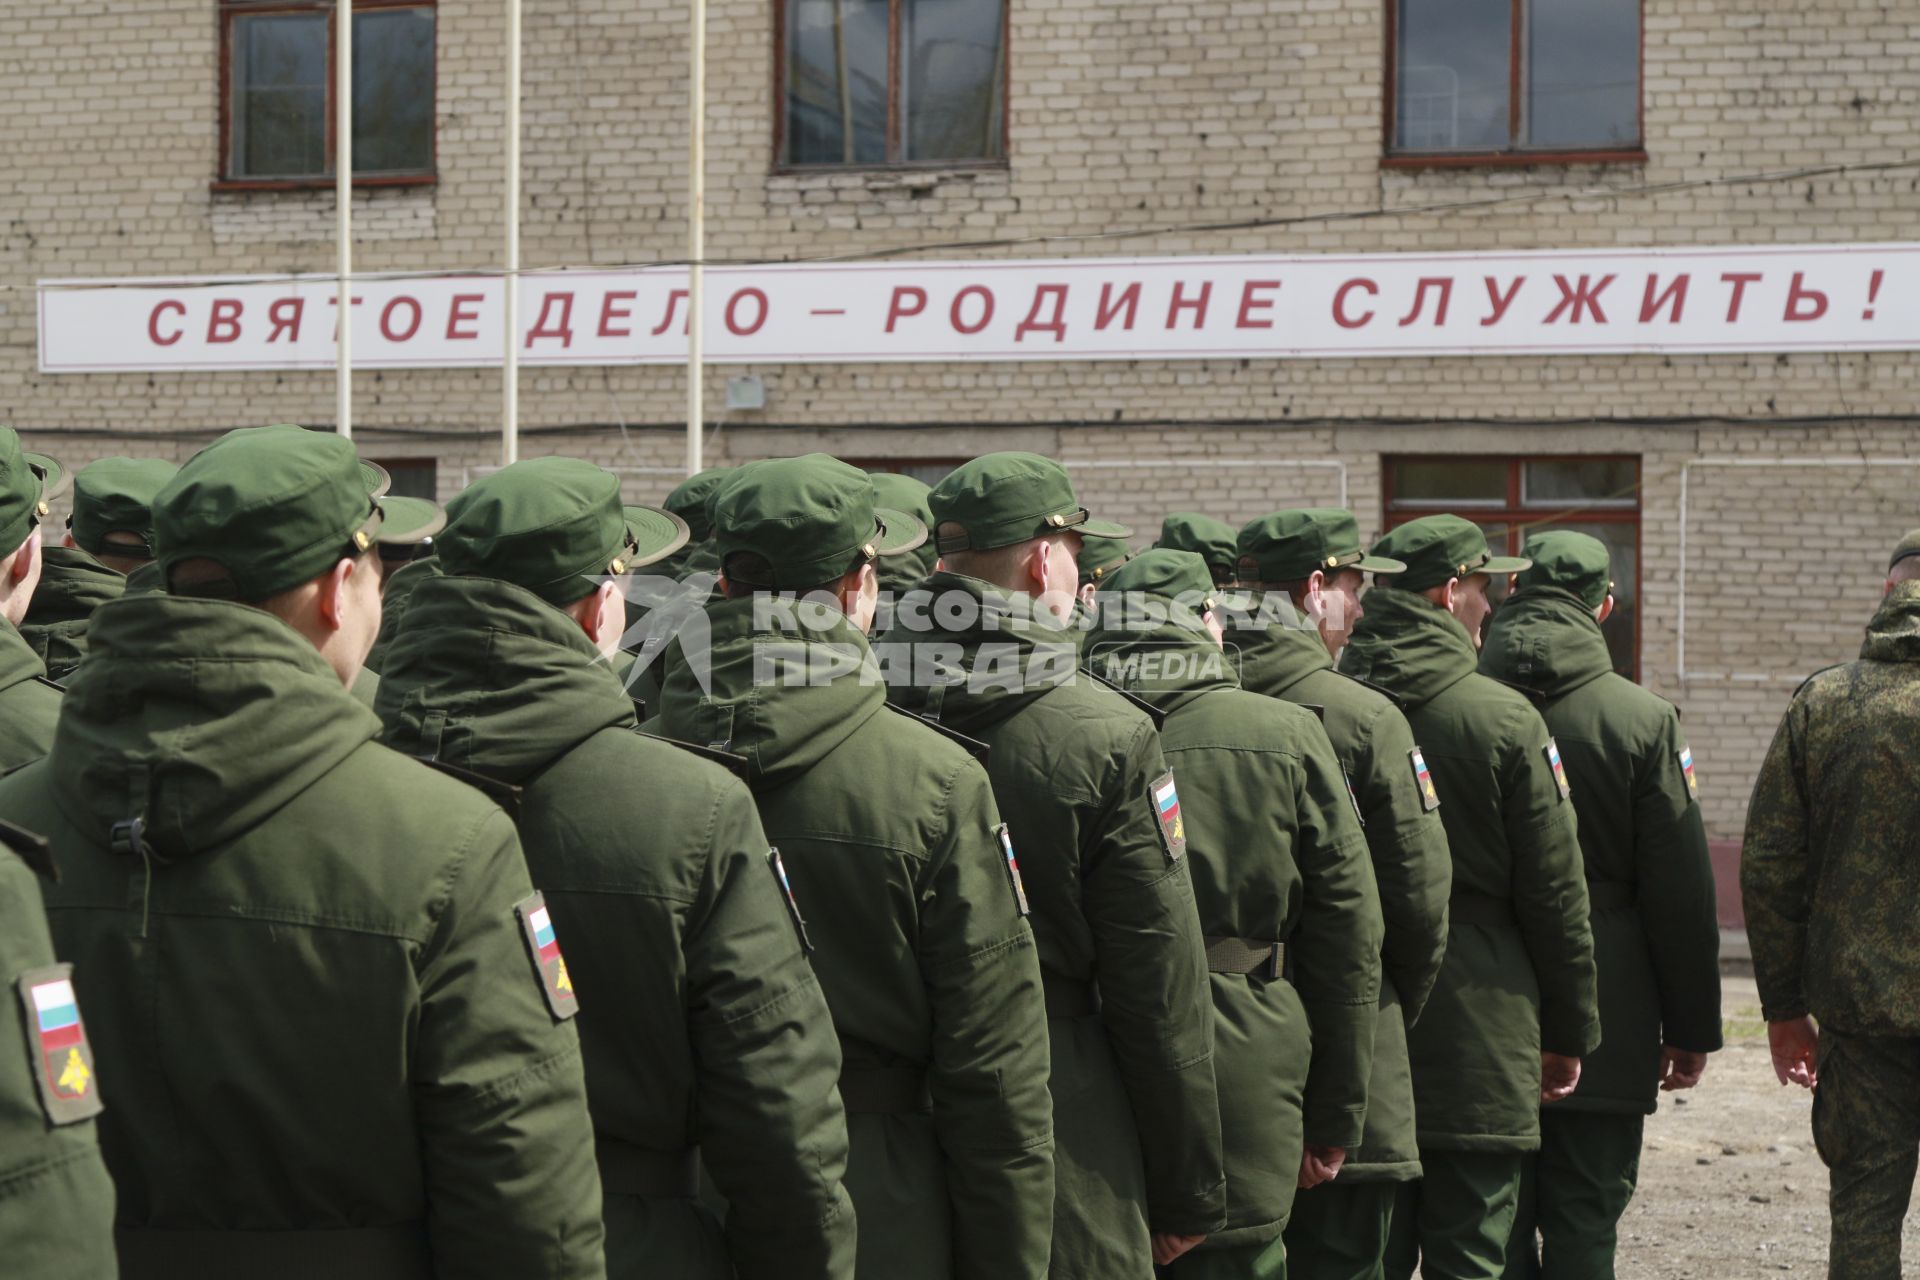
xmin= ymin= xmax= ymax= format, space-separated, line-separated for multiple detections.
xmin=658 ymin=465 xmax=733 ymax=581
xmin=0 ymin=821 xmax=118 ymax=1279
xmin=1068 ymin=532 xmax=1135 ymax=654
xmin=21 ymin=455 xmax=177 ymax=682
xmin=375 ymin=457 xmax=854 ymax=1279
xmin=1087 ymin=548 xmax=1384 ymax=1280
xmin=362 ymin=554 xmax=444 ymax=675
xmin=1155 ymin=513 xmax=1240 ymax=587
xmin=652 ymin=454 xmax=1056 ymax=1280
xmin=0 ymin=425 xmax=607 ymax=1279
xmin=879 ymin=452 xmax=1226 ymax=1278
xmin=868 ymin=471 xmax=938 ymax=635
xmin=0 ymin=431 xmax=69 ymax=767
xmin=1229 ymin=510 xmax=1453 ymax=1280
xmin=1743 ymin=529 xmax=1920 ymax=1280
xmin=1480 ymin=531 xmax=1721 ymax=1279
xmin=1338 ymin=514 xmax=1599 ymax=1280
xmin=344 ymin=495 xmax=444 ymax=708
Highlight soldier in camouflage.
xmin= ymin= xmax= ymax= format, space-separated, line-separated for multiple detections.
xmin=1742 ymin=528 xmax=1920 ymax=1280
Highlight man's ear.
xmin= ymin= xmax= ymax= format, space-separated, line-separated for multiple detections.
xmin=1441 ymin=577 xmax=1460 ymax=612
xmin=1025 ymin=540 xmax=1050 ymax=593
xmin=314 ymin=556 xmax=356 ymax=633
xmin=1596 ymin=593 xmax=1616 ymax=624
xmin=9 ymin=528 xmax=43 ymax=586
xmin=60 ymin=531 xmax=78 ymax=551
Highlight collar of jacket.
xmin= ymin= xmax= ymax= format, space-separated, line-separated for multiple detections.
xmin=1862 ymin=580 xmax=1920 ymax=664
xmin=873 ymin=570 xmax=1080 ymax=734
xmin=22 ymin=546 xmax=125 ymax=628
xmin=652 ymin=593 xmax=886 ymax=793
xmin=1227 ymin=590 xmax=1335 ymax=695
xmin=45 ymin=594 xmax=378 ymax=861
xmin=1084 ymin=605 xmax=1239 ymax=714
xmin=374 ymin=573 xmax=636 ymax=784
xmin=1337 ymin=584 xmax=1480 ymax=709
xmin=0 ymin=617 xmax=50 ymax=696
xmin=1478 ymin=586 xmax=1613 ymax=700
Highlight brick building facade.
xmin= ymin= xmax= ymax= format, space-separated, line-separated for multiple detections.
xmin=3 ymin=0 xmax=1917 ymax=866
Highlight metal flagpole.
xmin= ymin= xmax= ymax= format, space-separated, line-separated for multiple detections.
xmin=336 ymin=0 xmax=352 ymax=439
xmin=686 ymin=0 xmax=706 ymax=477
xmin=503 ymin=0 xmax=522 ymax=465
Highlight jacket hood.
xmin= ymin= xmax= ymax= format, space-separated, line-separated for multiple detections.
xmin=1337 ymin=585 xmax=1480 ymax=708
xmin=44 ymin=594 xmax=378 ymax=859
xmin=1224 ymin=591 xmax=1335 ymax=695
xmin=24 ymin=546 xmax=124 ymax=626
xmin=1862 ymin=581 xmax=1920 ymax=664
xmin=1477 ymin=587 xmax=1613 ymax=699
xmin=874 ymin=571 xmax=1080 ymax=736
xmin=375 ymin=574 xmax=635 ymax=784
xmin=652 ymin=594 xmax=886 ymax=792
xmin=1084 ymin=599 xmax=1238 ymax=715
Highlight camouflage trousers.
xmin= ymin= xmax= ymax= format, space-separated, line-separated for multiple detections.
xmin=1812 ymin=1031 xmax=1920 ymax=1280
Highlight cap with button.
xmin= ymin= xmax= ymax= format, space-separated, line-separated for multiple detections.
xmin=1078 ymin=533 xmax=1136 ymax=587
xmin=1155 ymin=513 xmax=1240 ymax=585
xmin=1370 ymin=514 xmax=1531 ymax=593
xmin=1100 ymin=547 xmax=1218 ymax=615
xmin=664 ymin=466 xmax=735 ymax=542
xmin=1237 ymin=509 xmax=1406 ymax=584
xmin=373 ymin=496 xmax=449 ymax=564
xmin=1515 ymin=530 xmax=1612 ymax=609
xmin=156 ymin=424 xmax=384 ymax=602
xmin=927 ymin=452 xmax=1130 ymax=554
xmin=0 ymin=428 xmax=66 ymax=557
xmin=714 ymin=454 xmax=926 ymax=590
xmin=359 ymin=459 xmax=392 ymax=499
xmin=69 ymin=457 xmax=179 ymax=560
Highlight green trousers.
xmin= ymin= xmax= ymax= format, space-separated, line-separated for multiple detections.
xmin=1504 ymin=1111 xmax=1644 ymax=1279
xmin=1382 ymin=1152 xmax=1524 ymax=1280
xmin=1282 ymin=1179 xmax=1399 ymax=1280
xmin=1811 ymin=1032 xmax=1920 ymax=1280
xmin=1160 ymin=1237 xmax=1288 ymax=1280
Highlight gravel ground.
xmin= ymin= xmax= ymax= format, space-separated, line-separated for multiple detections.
xmin=1613 ymin=975 xmax=1920 ymax=1277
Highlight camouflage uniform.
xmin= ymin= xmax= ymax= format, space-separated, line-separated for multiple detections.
xmin=1743 ymin=576 xmax=1920 ymax=1280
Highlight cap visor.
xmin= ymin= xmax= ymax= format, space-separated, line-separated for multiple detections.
xmin=359 ymin=460 xmax=393 ymax=498
xmin=873 ymin=506 xmax=930 ymax=557
xmin=374 ymin=497 xmax=448 ymax=546
xmin=23 ymin=452 xmax=71 ymax=505
xmin=1355 ymin=554 xmax=1407 ymax=574
xmin=1484 ymin=556 xmax=1533 ymax=575
xmin=622 ymin=505 xmax=692 ymax=569
xmin=1076 ymin=516 xmax=1133 ymax=540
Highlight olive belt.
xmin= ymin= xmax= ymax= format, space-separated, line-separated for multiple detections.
xmin=1587 ymin=882 xmax=1637 ymax=910
xmin=115 ymin=1224 xmax=432 ymax=1280
xmin=1042 ymin=975 xmax=1100 ymax=1020
xmin=839 ymin=1065 xmax=933 ymax=1115
xmin=595 ymin=1136 xmax=701 ymax=1198
xmin=1203 ymin=936 xmax=1286 ymax=980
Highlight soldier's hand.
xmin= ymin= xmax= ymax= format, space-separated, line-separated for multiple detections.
xmin=1658 ymin=1045 xmax=1710 ymax=1091
xmin=1540 ymin=1052 xmax=1582 ymax=1102
xmin=1297 ymin=1145 xmax=1347 ymax=1189
xmin=1768 ymin=1017 xmax=1819 ymax=1090
xmin=1150 ymin=1233 xmax=1207 ymax=1266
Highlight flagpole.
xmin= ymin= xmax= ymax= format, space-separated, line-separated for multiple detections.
xmin=503 ymin=0 xmax=522 ymax=465
xmin=686 ymin=0 xmax=706 ymax=477
xmin=336 ymin=0 xmax=353 ymax=440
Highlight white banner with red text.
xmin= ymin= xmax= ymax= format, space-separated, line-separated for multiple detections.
xmin=36 ymin=242 xmax=1914 ymax=372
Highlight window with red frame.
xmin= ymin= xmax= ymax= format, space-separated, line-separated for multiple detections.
xmin=1386 ymin=0 xmax=1641 ymax=163
xmin=1383 ymin=455 xmax=1641 ymax=678
xmin=219 ymin=0 xmax=435 ymax=186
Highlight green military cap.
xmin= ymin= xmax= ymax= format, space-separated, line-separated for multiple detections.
xmin=68 ymin=457 xmax=179 ymax=559
xmin=714 ymin=454 xmax=926 ymax=590
xmin=438 ymin=457 xmax=684 ymax=605
xmin=928 ymin=452 xmax=1130 ymax=554
xmin=1100 ymin=547 xmax=1218 ymax=614
xmin=664 ymin=466 xmax=734 ymax=542
xmin=1078 ymin=534 xmax=1136 ymax=587
xmin=0 ymin=428 xmax=68 ymax=556
xmin=623 ymin=504 xmax=693 ymax=567
xmin=360 ymin=459 xmax=392 ymax=498
xmin=1371 ymin=513 xmax=1531 ymax=593
xmin=374 ymin=496 xmax=449 ymax=564
xmin=1890 ymin=528 xmax=1920 ymax=571
xmin=1155 ymin=513 xmax=1240 ymax=584
xmin=156 ymin=424 xmax=385 ymax=602
xmin=868 ymin=471 xmax=935 ymax=529
xmin=1237 ymin=508 xmax=1406 ymax=583
xmin=1516 ymin=530 xmax=1612 ymax=609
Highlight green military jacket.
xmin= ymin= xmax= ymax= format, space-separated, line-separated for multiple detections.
xmin=0 ymin=834 xmax=118 ymax=1280
xmin=1481 ymin=588 xmax=1721 ymax=1113
xmin=375 ymin=574 xmax=855 ymax=1280
xmin=363 ymin=556 xmax=442 ymax=675
xmin=1339 ymin=587 xmax=1599 ymax=1152
xmin=0 ymin=619 xmax=61 ymax=770
xmin=1744 ymin=582 xmax=1920 ymax=1035
xmin=653 ymin=597 xmax=1055 ymax=1280
xmin=1232 ymin=602 xmax=1451 ymax=1179
xmin=18 ymin=546 xmax=123 ymax=683
xmin=1088 ymin=610 xmax=1382 ymax=1246
xmin=0 ymin=594 xmax=606 ymax=1280
xmin=878 ymin=573 xmax=1226 ymax=1278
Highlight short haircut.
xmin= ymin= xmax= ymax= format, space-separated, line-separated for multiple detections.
xmin=168 ymin=546 xmax=372 ymax=608
xmin=941 ymin=530 xmax=1072 ymax=586
xmin=720 ymin=550 xmax=860 ymax=601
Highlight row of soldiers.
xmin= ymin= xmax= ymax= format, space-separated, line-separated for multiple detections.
xmin=0 ymin=424 xmax=1724 ymax=1280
